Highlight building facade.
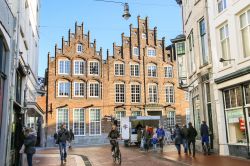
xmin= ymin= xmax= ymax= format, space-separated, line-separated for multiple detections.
xmin=175 ymin=0 xmax=219 ymax=153
xmin=46 ymin=17 xmax=189 ymax=145
xmin=208 ymin=0 xmax=250 ymax=158
xmin=0 ymin=0 xmax=43 ymax=165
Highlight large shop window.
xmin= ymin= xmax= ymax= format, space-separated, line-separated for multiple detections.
xmin=73 ymin=108 xmax=85 ymax=136
xmin=57 ymin=108 xmax=69 ymax=131
xmin=224 ymin=87 xmax=247 ymax=144
xmin=89 ymin=108 xmax=101 ymax=135
xmin=115 ymin=111 xmax=126 ymax=133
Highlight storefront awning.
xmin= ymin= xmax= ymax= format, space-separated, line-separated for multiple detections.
xmin=26 ymin=102 xmax=44 ymax=117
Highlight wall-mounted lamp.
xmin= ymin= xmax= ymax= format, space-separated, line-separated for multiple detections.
xmin=219 ymin=58 xmax=235 ymax=62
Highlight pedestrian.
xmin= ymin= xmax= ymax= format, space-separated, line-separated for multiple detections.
xmin=68 ymin=129 xmax=74 ymax=148
xmin=187 ymin=122 xmax=197 ymax=157
xmin=54 ymin=132 xmax=58 ymax=145
xmin=137 ymin=126 xmax=142 ymax=148
xmin=143 ymin=125 xmax=152 ymax=152
xmin=200 ymin=121 xmax=210 ymax=155
xmin=173 ymin=124 xmax=182 ymax=155
xmin=57 ymin=123 xmax=70 ymax=164
xmin=152 ymin=134 xmax=158 ymax=151
xmin=23 ymin=128 xmax=37 ymax=166
xmin=181 ymin=124 xmax=188 ymax=154
xmin=156 ymin=125 xmax=165 ymax=152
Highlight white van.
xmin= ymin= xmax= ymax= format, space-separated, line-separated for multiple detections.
xmin=121 ymin=116 xmax=161 ymax=146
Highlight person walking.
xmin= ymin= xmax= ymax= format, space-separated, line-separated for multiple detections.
xmin=137 ymin=126 xmax=142 ymax=148
xmin=173 ymin=124 xmax=182 ymax=155
xmin=53 ymin=132 xmax=58 ymax=146
xmin=187 ymin=122 xmax=197 ymax=157
xmin=68 ymin=129 xmax=75 ymax=148
xmin=152 ymin=134 xmax=158 ymax=151
xmin=156 ymin=125 xmax=165 ymax=152
xmin=23 ymin=128 xmax=37 ymax=166
xmin=57 ymin=123 xmax=70 ymax=164
xmin=200 ymin=121 xmax=210 ymax=155
xmin=108 ymin=124 xmax=120 ymax=156
xmin=143 ymin=125 xmax=152 ymax=152
xmin=181 ymin=124 xmax=188 ymax=154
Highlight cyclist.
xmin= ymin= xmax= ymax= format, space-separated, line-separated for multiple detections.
xmin=108 ymin=124 xmax=120 ymax=155
xmin=200 ymin=121 xmax=210 ymax=155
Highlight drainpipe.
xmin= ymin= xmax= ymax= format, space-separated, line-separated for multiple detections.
xmin=6 ymin=0 xmax=22 ymax=165
xmin=143 ymin=48 xmax=147 ymax=116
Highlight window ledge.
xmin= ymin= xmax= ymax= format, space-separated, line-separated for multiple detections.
xmin=218 ymin=65 xmax=233 ymax=73
xmin=238 ymin=57 xmax=250 ymax=65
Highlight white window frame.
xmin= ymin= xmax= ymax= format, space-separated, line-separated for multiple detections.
xmin=149 ymin=84 xmax=158 ymax=103
xmin=73 ymin=108 xmax=85 ymax=136
xmin=239 ymin=9 xmax=250 ymax=58
xmin=167 ymin=111 xmax=176 ymax=129
xmin=166 ymin=85 xmax=174 ymax=103
xmin=188 ymin=31 xmax=196 ymax=74
xmin=165 ymin=66 xmax=173 ymax=78
xmin=114 ymin=62 xmax=125 ymax=76
xmin=58 ymin=59 xmax=70 ymax=75
xmin=133 ymin=47 xmax=139 ymax=56
xmin=217 ymin=0 xmax=227 ymax=13
xmin=89 ymin=82 xmax=100 ymax=98
xmin=58 ymin=81 xmax=70 ymax=97
xmin=131 ymin=83 xmax=141 ymax=103
xmin=115 ymin=83 xmax=125 ymax=103
xmin=219 ymin=24 xmax=231 ymax=66
xmin=77 ymin=43 xmax=83 ymax=53
xmin=148 ymin=64 xmax=157 ymax=77
xmin=74 ymin=82 xmax=85 ymax=97
xmin=199 ymin=18 xmax=208 ymax=65
xmin=130 ymin=63 xmax=140 ymax=77
xmin=89 ymin=61 xmax=99 ymax=75
xmin=131 ymin=111 xmax=142 ymax=116
xmin=74 ymin=60 xmax=85 ymax=75
xmin=147 ymin=47 xmax=156 ymax=57
xmin=56 ymin=108 xmax=69 ymax=131
xmin=89 ymin=108 xmax=101 ymax=136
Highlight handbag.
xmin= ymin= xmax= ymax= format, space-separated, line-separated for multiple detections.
xmin=19 ymin=144 xmax=25 ymax=154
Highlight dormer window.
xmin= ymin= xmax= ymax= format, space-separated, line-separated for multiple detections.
xmin=77 ymin=44 xmax=83 ymax=53
xmin=147 ymin=47 xmax=156 ymax=57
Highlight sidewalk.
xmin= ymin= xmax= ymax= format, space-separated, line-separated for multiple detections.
xmin=23 ymin=154 xmax=85 ymax=166
xmin=162 ymin=145 xmax=250 ymax=166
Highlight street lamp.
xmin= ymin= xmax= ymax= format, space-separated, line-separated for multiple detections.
xmin=94 ymin=0 xmax=131 ymax=20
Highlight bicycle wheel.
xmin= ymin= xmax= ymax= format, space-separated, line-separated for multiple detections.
xmin=115 ymin=150 xmax=121 ymax=165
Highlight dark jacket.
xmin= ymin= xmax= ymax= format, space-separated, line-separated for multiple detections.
xmin=174 ymin=127 xmax=182 ymax=145
xmin=181 ymin=127 xmax=188 ymax=139
xmin=24 ymin=132 xmax=37 ymax=154
xmin=187 ymin=126 xmax=198 ymax=141
xmin=200 ymin=123 xmax=209 ymax=137
xmin=156 ymin=128 xmax=165 ymax=139
xmin=108 ymin=129 xmax=120 ymax=139
xmin=69 ymin=131 xmax=75 ymax=140
xmin=57 ymin=128 xmax=69 ymax=143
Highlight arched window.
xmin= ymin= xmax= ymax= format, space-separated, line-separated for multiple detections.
xmin=165 ymin=84 xmax=174 ymax=103
xmin=147 ymin=63 xmax=157 ymax=77
xmin=130 ymin=62 xmax=140 ymax=77
xmin=148 ymin=83 xmax=158 ymax=103
xmin=58 ymin=80 xmax=70 ymax=97
xmin=74 ymin=81 xmax=85 ymax=97
xmin=164 ymin=65 xmax=173 ymax=78
xmin=76 ymin=43 xmax=83 ymax=53
xmin=74 ymin=59 xmax=85 ymax=75
xmin=131 ymin=82 xmax=141 ymax=103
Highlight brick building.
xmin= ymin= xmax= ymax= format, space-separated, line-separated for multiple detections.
xmin=45 ymin=17 xmax=189 ymax=145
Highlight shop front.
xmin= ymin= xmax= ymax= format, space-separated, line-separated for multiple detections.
xmin=222 ymin=84 xmax=250 ymax=158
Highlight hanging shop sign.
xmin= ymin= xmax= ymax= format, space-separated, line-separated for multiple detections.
xmin=239 ymin=117 xmax=245 ymax=131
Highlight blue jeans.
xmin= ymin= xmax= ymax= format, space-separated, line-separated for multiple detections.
xmin=59 ymin=142 xmax=67 ymax=161
xmin=27 ymin=153 xmax=33 ymax=166
xmin=182 ymin=139 xmax=188 ymax=153
xmin=175 ymin=144 xmax=181 ymax=154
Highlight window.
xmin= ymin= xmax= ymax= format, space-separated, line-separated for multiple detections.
xmin=89 ymin=108 xmax=101 ymax=135
xmin=73 ymin=108 xmax=85 ymax=136
xmin=176 ymin=42 xmax=185 ymax=55
xmin=240 ymin=9 xmax=250 ymax=58
xmin=132 ymin=111 xmax=142 ymax=116
xmin=74 ymin=60 xmax=85 ymax=75
xmin=59 ymin=60 xmax=70 ymax=74
xmin=131 ymin=84 xmax=141 ymax=103
xmin=149 ymin=84 xmax=158 ymax=103
xmin=115 ymin=111 xmax=126 ymax=133
xmin=199 ymin=19 xmax=208 ymax=65
xmin=74 ymin=82 xmax=85 ymax=97
xmin=167 ymin=111 xmax=175 ymax=129
xmin=188 ymin=31 xmax=196 ymax=73
xmin=115 ymin=83 xmax=125 ymax=103
xmin=217 ymin=0 xmax=227 ymax=13
xmin=147 ymin=48 xmax=156 ymax=57
xmin=133 ymin=47 xmax=139 ymax=56
xmin=115 ymin=63 xmax=125 ymax=76
xmin=58 ymin=82 xmax=70 ymax=97
xmin=219 ymin=24 xmax=230 ymax=66
xmin=89 ymin=82 xmax=99 ymax=97
xmin=185 ymin=92 xmax=189 ymax=101
xmin=89 ymin=61 xmax=99 ymax=75
xmin=57 ymin=108 xmax=69 ymax=131
xmin=77 ymin=44 xmax=83 ymax=53
xmin=165 ymin=66 xmax=173 ymax=78
xmin=166 ymin=85 xmax=174 ymax=103
xmin=148 ymin=64 xmax=157 ymax=77
xmin=186 ymin=109 xmax=190 ymax=126
xmin=130 ymin=64 xmax=139 ymax=76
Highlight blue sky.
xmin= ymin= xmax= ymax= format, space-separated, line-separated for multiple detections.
xmin=39 ymin=0 xmax=182 ymax=76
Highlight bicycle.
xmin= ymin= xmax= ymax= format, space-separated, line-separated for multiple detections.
xmin=109 ymin=139 xmax=122 ymax=165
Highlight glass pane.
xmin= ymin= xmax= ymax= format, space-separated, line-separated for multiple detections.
xmin=220 ymin=26 xmax=225 ymax=40
xmin=240 ymin=13 xmax=247 ymax=28
xmin=245 ymin=84 xmax=250 ymax=104
xmin=230 ymin=89 xmax=236 ymax=107
xmin=236 ymin=87 xmax=243 ymax=107
xmin=224 ymin=90 xmax=230 ymax=109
